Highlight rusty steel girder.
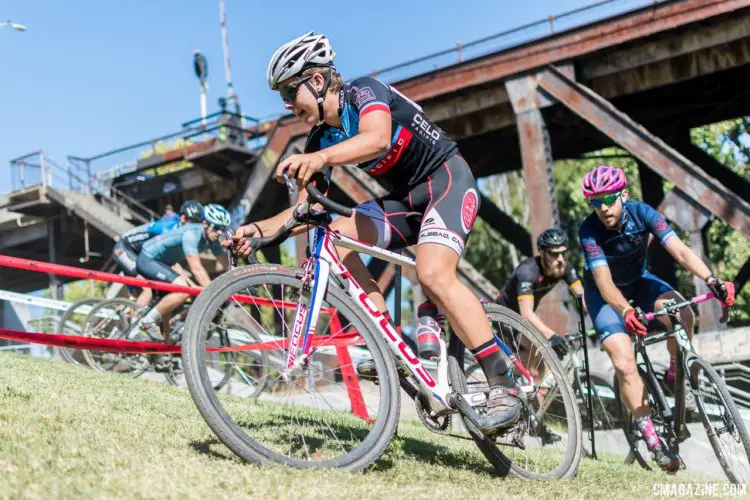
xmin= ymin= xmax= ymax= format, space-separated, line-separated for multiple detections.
xmin=396 ymin=0 xmax=750 ymax=103
xmin=506 ymin=75 xmax=569 ymax=334
xmin=229 ymin=118 xmax=310 ymax=225
xmin=537 ymin=65 xmax=750 ymax=238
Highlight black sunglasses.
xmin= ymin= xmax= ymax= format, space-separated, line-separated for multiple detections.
xmin=544 ymin=249 xmax=568 ymax=258
xmin=278 ymin=76 xmax=312 ymax=104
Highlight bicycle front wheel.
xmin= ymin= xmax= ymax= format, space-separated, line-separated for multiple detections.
xmin=689 ymin=356 xmax=750 ymax=484
xmin=182 ymin=264 xmax=401 ymax=471
xmin=448 ymin=303 xmax=582 ymax=480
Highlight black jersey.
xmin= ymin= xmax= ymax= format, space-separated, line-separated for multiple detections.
xmin=497 ymin=256 xmax=581 ymax=312
xmin=304 ymin=76 xmax=458 ymax=187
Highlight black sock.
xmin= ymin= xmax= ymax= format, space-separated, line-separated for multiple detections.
xmin=471 ymin=339 xmax=515 ymax=389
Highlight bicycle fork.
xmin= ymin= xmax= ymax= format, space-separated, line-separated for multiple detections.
xmin=282 ymin=258 xmax=328 ymax=380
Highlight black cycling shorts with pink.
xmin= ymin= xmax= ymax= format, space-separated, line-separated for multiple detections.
xmin=355 ymin=155 xmax=480 ymax=256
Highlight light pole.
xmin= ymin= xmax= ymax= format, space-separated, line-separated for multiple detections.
xmin=1 ymin=20 xmax=27 ymax=31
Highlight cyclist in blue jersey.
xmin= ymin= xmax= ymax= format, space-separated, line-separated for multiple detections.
xmin=113 ymin=200 xmax=203 ymax=305
xmin=134 ymin=204 xmax=229 ymax=336
xmin=227 ymin=32 xmax=522 ymax=434
xmin=579 ymin=165 xmax=735 ymax=470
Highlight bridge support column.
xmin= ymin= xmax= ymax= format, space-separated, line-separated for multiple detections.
xmin=639 ymin=162 xmax=677 ymax=288
xmin=659 ymin=189 xmax=724 ymax=333
xmin=736 ymin=258 xmax=750 ymax=294
xmin=506 ymin=75 xmax=568 ymax=334
xmin=47 ymin=219 xmax=62 ymax=300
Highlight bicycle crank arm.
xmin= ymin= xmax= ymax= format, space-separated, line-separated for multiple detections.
xmin=450 ymin=391 xmax=514 ymax=437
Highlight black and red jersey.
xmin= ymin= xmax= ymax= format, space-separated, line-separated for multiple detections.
xmin=304 ymin=76 xmax=458 ymax=188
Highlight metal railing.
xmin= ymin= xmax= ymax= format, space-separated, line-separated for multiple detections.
xmin=367 ymin=0 xmax=667 ymax=83
xmin=8 ymin=151 xmax=159 ymax=225
xmin=84 ymin=114 xmax=265 ymax=187
xmin=715 ymin=362 xmax=750 ymax=410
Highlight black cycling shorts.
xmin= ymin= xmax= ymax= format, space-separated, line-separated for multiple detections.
xmin=354 ymin=154 xmax=480 ymax=256
xmin=135 ymin=253 xmax=179 ymax=283
xmin=112 ymin=240 xmax=138 ymax=276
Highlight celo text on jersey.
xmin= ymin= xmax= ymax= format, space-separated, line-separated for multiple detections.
xmin=412 ymin=113 xmax=440 ymax=144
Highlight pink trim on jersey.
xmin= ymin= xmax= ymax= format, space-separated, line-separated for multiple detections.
xmin=425 ymin=162 xmax=453 ymax=216
xmin=359 ymin=102 xmax=390 ymax=118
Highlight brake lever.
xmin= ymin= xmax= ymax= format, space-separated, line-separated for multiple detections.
xmin=219 ymin=229 xmax=237 ymax=271
xmin=635 ymin=306 xmax=648 ymax=325
xmin=282 ymin=172 xmax=297 ymax=198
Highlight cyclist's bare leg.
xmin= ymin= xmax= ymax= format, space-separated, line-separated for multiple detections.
xmin=603 ymin=333 xmax=649 ymax=418
xmin=415 ymin=243 xmax=493 ymax=349
xmin=328 ymin=213 xmax=387 ymax=312
xmin=654 ymin=291 xmax=695 ymax=360
xmin=519 ymin=336 xmax=545 ymax=379
xmin=416 ymin=242 xmax=520 ymax=430
xmin=135 ymin=286 xmax=152 ymax=307
xmin=153 ymin=275 xmax=191 ymax=318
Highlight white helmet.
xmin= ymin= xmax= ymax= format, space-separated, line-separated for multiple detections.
xmin=266 ymin=32 xmax=335 ymax=90
xmin=203 ymin=204 xmax=231 ymax=229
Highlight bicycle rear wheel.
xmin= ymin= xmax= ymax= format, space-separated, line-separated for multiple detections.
xmin=166 ymin=322 xmax=269 ymax=394
xmin=56 ymin=297 xmax=103 ymax=366
xmin=448 ymin=303 xmax=582 ymax=479
xmin=81 ymin=298 xmax=146 ymax=374
xmin=688 ymin=356 xmax=750 ymax=484
xmin=182 ymin=264 xmax=400 ymax=471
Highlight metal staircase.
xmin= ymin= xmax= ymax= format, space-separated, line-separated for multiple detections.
xmin=45 ymin=188 xmax=134 ymax=240
xmin=7 ymin=151 xmax=157 ymax=241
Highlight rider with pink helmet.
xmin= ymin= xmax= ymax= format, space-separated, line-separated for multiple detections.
xmin=578 ymin=164 xmax=735 ymax=471
xmin=581 ymin=164 xmax=628 ymax=198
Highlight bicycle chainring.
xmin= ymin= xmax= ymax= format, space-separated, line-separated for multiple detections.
xmin=415 ymin=396 xmax=451 ymax=434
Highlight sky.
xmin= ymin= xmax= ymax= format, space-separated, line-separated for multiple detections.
xmin=0 ymin=0 xmax=656 ymax=194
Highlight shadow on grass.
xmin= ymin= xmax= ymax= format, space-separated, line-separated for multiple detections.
xmin=372 ymin=432 xmax=498 ymax=476
xmin=189 ymin=438 xmax=245 ymax=463
xmin=188 ymin=412 xmax=496 ymax=476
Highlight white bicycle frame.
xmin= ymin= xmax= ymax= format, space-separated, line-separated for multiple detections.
xmin=282 ymin=225 xmax=454 ymax=413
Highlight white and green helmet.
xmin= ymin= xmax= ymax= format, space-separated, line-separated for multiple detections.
xmin=203 ymin=204 xmax=231 ymax=228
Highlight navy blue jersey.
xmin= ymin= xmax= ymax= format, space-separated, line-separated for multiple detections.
xmin=305 ymin=76 xmax=458 ymax=187
xmin=579 ymin=200 xmax=677 ymax=286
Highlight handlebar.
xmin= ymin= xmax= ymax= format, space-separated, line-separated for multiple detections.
xmin=565 ymin=329 xmax=597 ymax=343
xmin=223 ymin=172 xmax=355 ymax=257
xmin=304 ymin=173 xmax=354 ymax=218
xmin=639 ymin=291 xmax=728 ymax=324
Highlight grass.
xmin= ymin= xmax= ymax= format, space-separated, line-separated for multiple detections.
xmin=0 ymin=353 xmax=718 ymax=499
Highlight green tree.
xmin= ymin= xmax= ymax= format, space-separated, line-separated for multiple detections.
xmin=691 ymin=118 xmax=750 ymax=323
